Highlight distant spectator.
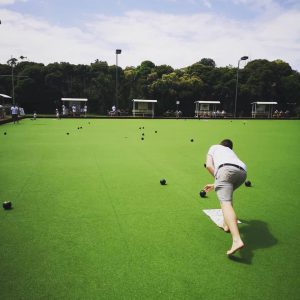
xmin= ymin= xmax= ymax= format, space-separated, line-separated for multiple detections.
xmin=56 ymin=108 xmax=60 ymax=119
xmin=109 ymin=105 xmax=116 ymax=116
xmin=175 ymin=110 xmax=182 ymax=118
xmin=83 ymin=105 xmax=87 ymax=117
xmin=279 ymin=110 xmax=284 ymax=118
xmin=284 ymin=110 xmax=290 ymax=118
xmin=72 ymin=105 xmax=76 ymax=117
xmin=11 ymin=104 xmax=19 ymax=124
xmin=19 ymin=107 xmax=25 ymax=116
xmin=33 ymin=111 xmax=37 ymax=120
xmin=273 ymin=110 xmax=279 ymax=118
xmin=62 ymin=105 xmax=66 ymax=116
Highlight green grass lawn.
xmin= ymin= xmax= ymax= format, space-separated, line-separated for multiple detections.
xmin=0 ymin=118 xmax=299 ymax=299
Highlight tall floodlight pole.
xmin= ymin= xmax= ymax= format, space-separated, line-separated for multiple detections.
xmin=115 ymin=49 xmax=122 ymax=109
xmin=7 ymin=56 xmax=27 ymax=106
xmin=234 ymin=56 xmax=248 ymax=118
xmin=7 ymin=57 xmax=18 ymax=106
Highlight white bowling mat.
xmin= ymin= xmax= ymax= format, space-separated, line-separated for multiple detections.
xmin=203 ymin=209 xmax=241 ymax=227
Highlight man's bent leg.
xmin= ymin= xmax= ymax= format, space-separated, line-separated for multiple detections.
xmin=220 ymin=201 xmax=244 ymax=255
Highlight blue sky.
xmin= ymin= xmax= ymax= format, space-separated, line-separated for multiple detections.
xmin=1 ymin=0 xmax=300 ymax=70
xmin=8 ymin=0 xmax=261 ymax=24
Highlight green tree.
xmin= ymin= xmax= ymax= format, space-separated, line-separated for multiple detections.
xmin=1 ymin=56 xmax=299 ymax=117
xmin=15 ymin=63 xmax=47 ymax=112
xmin=199 ymin=58 xmax=216 ymax=68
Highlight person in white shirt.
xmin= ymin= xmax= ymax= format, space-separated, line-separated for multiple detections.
xmin=19 ymin=107 xmax=25 ymax=116
xmin=109 ymin=105 xmax=116 ymax=116
xmin=203 ymin=139 xmax=247 ymax=256
xmin=62 ymin=105 xmax=66 ymax=116
xmin=72 ymin=105 xmax=76 ymax=117
xmin=11 ymin=105 xmax=19 ymax=123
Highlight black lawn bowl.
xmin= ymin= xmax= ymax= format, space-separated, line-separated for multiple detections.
xmin=245 ymin=180 xmax=252 ymax=187
xmin=3 ymin=201 xmax=12 ymax=210
xmin=66 ymin=132 xmax=69 ymax=135
xmin=142 ymin=133 xmax=144 ymax=136
xmin=190 ymin=139 xmax=194 ymax=142
xmin=203 ymin=163 xmax=206 ymax=168
xmin=77 ymin=127 xmax=80 ymax=130
xmin=160 ymin=179 xmax=167 ymax=185
xmin=4 ymin=132 xmax=7 ymax=135
xmin=199 ymin=190 xmax=206 ymax=198
xmin=155 ymin=131 xmax=157 ymax=133
xmin=141 ymin=137 xmax=144 ymax=140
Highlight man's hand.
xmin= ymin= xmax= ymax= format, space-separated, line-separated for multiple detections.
xmin=204 ymin=184 xmax=214 ymax=193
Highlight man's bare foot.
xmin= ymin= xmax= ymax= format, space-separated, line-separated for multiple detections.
xmin=226 ymin=240 xmax=244 ymax=255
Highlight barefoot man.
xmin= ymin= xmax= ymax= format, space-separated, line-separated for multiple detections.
xmin=204 ymin=139 xmax=247 ymax=255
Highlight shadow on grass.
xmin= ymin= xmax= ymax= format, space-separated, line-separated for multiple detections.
xmin=228 ymin=220 xmax=278 ymax=264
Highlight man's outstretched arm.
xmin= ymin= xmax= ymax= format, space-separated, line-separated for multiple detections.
xmin=205 ymin=154 xmax=215 ymax=177
xmin=203 ymin=154 xmax=215 ymax=193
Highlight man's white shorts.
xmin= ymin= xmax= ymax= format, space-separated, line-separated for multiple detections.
xmin=214 ymin=166 xmax=247 ymax=202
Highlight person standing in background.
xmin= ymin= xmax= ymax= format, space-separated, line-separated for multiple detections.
xmin=11 ymin=104 xmax=19 ymax=124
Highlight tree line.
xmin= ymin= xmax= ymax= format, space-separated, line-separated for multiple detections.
xmin=0 ymin=57 xmax=299 ymax=117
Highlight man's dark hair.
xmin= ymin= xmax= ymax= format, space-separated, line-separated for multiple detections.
xmin=220 ymin=139 xmax=233 ymax=149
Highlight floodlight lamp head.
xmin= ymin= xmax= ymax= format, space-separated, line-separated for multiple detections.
xmin=116 ymin=49 xmax=122 ymax=54
xmin=241 ymin=56 xmax=249 ymax=60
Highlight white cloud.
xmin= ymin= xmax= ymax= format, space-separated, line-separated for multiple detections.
xmin=0 ymin=6 xmax=299 ymax=71
xmin=0 ymin=0 xmax=26 ymax=5
xmin=0 ymin=0 xmax=16 ymax=4
xmin=231 ymin=0 xmax=274 ymax=7
xmin=0 ymin=9 xmax=100 ymax=64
